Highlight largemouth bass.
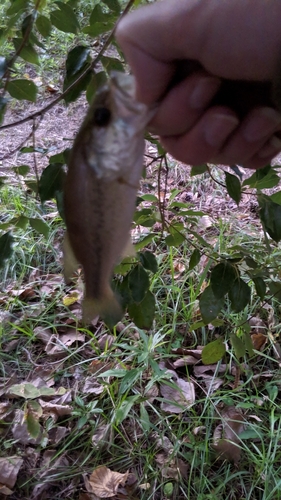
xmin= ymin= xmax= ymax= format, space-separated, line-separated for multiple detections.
xmin=63 ymin=72 xmax=151 ymax=326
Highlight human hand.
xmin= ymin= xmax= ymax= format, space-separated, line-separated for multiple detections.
xmin=116 ymin=0 xmax=281 ymax=168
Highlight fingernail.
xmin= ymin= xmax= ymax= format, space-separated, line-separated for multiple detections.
xmin=189 ymin=77 xmax=221 ymax=109
xmin=204 ymin=113 xmax=239 ymax=148
xmin=243 ymin=107 xmax=281 ymax=142
xmin=258 ymin=135 xmax=281 ymax=158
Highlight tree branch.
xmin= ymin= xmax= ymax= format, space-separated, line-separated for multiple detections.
xmin=0 ymin=0 xmax=136 ymax=131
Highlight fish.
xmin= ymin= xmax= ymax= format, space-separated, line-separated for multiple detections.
xmin=63 ymin=71 xmax=152 ymax=326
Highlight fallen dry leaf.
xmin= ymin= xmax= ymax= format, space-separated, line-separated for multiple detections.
xmin=173 ymin=355 xmax=199 ymax=368
xmin=155 ymin=453 xmax=188 ymax=480
xmin=63 ymin=290 xmax=81 ymax=306
xmin=98 ymin=334 xmax=115 ymax=351
xmin=213 ymin=406 xmax=245 ymax=463
xmin=86 ymin=466 xmax=129 ymax=498
xmin=60 ymin=330 xmax=85 ymax=346
xmin=82 ymin=376 xmax=104 ymax=395
xmin=160 ymin=374 xmax=195 ymax=413
xmin=0 ymin=483 xmax=13 ymax=495
xmin=38 ymin=399 xmax=72 ymax=421
xmin=33 ymin=326 xmax=53 ymax=344
xmin=251 ymin=333 xmax=267 ymax=351
xmin=0 ymin=456 xmax=23 ymax=489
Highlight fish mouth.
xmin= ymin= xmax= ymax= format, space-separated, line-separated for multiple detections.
xmin=110 ymin=71 xmax=136 ymax=99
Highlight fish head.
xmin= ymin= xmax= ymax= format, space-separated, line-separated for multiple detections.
xmin=83 ymin=72 xmax=152 ymax=181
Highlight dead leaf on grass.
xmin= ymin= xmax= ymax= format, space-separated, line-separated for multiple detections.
xmin=85 ymin=466 xmax=129 ymax=498
xmin=198 ymin=375 xmax=224 ymax=393
xmin=249 ymin=316 xmax=266 ymax=334
xmin=31 ymin=452 xmax=69 ymax=499
xmin=0 ymin=402 xmax=11 ymax=418
xmin=82 ymin=376 xmax=104 ymax=395
xmin=60 ymin=330 xmax=85 ymax=346
xmin=160 ymin=374 xmax=195 ymax=413
xmin=0 ymin=484 xmax=13 ymax=495
xmin=143 ymin=384 xmax=159 ymax=405
xmin=33 ymin=326 xmax=53 ymax=344
xmin=48 ymin=426 xmax=68 ymax=444
xmin=38 ymin=399 xmax=72 ymax=421
xmin=173 ymin=355 xmax=199 ymax=368
xmin=212 ymin=406 xmax=245 ymax=463
xmin=155 ymin=453 xmax=188 ymax=480
xmin=0 ymin=456 xmax=23 ymax=489
xmin=251 ymin=333 xmax=267 ymax=351
xmin=63 ymin=290 xmax=81 ymax=307
xmin=98 ymin=333 xmax=115 ymax=351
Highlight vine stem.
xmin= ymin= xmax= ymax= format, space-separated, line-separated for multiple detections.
xmin=0 ymin=0 xmax=136 ymax=131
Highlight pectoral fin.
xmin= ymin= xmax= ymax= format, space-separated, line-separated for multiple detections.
xmin=82 ymin=286 xmax=123 ymax=328
xmin=121 ymin=237 xmax=136 ymax=258
xmin=63 ymin=231 xmax=79 ymax=284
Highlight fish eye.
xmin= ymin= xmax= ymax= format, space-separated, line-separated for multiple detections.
xmin=93 ymin=107 xmax=111 ymax=126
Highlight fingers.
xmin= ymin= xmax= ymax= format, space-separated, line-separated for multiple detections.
xmin=149 ymin=73 xmax=221 ymax=135
xmin=159 ymin=106 xmax=281 ymax=168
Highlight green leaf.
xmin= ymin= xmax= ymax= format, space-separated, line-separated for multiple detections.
xmin=63 ymin=64 xmax=91 ymax=104
xmin=0 ymin=232 xmax=13 ymax=268
xmin=83 ymin=21 xmax=114 ymax=38
xmin=29 ymin=218 xmax=49 ymax=238
xmin=140 ymin=403 xmax=150 ymax=432
xmin=90 ymin=4 xmax=110 ymax=23
xmin=13 ymin=165 xmax=30 ymax=176
xmin=225 ymin=171 xmax=241 ymax=205
xmin=243 ymin=331 xmax=254 ymax=357
xmin=15 ymin=215 xmax=28 ymax=230
xmin=230 ymin=334 xmax=246 ymax=359
xmin=26 ymin=410 xmax=41 ymax=438
xmin=86 ymin=71 xmax=107 ymax=103
xmin=115 ymin=395 xmax=139 ymax=425
xmin=128 ymin=290 xmax=155 ymax=329
xmin=229 ymin=278 xmax=251 ymax=313
xmin=36 ymin=15 xmax=52 ymax=37
xmin=270 ymin=191 xmax=281 ymax=205
xmin=190 ymin=164 xmax=208 ymax=176
xmin=202 ymin=339 xmax=226 ymax=365
xmin=102 ymin=0 xmax=120 ymax=13
xmin=253 ymin=277 xmax=266 ymax=299
xmin=9 ymin=383 xmax=40 ymax=399
xmin=199 ymin=285 xmax=224 ymax=324
xmin=13 ymin=38 xmax=39 ymax=65
xmin=210 ymin=261 xmax=237 ymax=299
xmin=7 ymin=0 xmax=29 ymax=15
xmin=50 ymin=2 xmax=80 ymax=34
xmin=66 ymin=45 xmax=90 ymax=76
xmin=39 ymin=163 xmax=65 ymax=203
xmin=119 ymin=368 xmax=142 ymax=394
xmin=139 ymin=251 xmax=158 ymax=274
xmin=55 ymin=190 xmax=64 ymax=221
xmin=268 ymin=281 xmax=281 ymax=301
xmin=101 ymin=55 xmax=124 ymax=73
xmin=7 ymin=79 xmax=37 ymax=102
xmin=243 ymin=166 xmax=279 ymax=189
xmin=188 ymin=249 xmax=201 ymax=270
xmin=128 ymin=264 xmax=150 ymax=303
xmin=258 ymin=194 xmax=281 ymax=242
xmin=25 ymin=180 xmax=38 ymax=193
xmin=165 ymin=231 xmax=185 ymax=247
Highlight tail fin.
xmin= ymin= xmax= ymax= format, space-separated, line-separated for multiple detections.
xmin=63 ymin=232 xmax=79 ymax=284
xmin=82 ymin=287 xmax=123 ymax=328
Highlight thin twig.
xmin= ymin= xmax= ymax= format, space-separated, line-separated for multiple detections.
xmin=0 ymin=0 xmax=136 ymax=131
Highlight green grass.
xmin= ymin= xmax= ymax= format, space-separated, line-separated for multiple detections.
xmin=1 ymin=171 xmax=281 ymax=499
